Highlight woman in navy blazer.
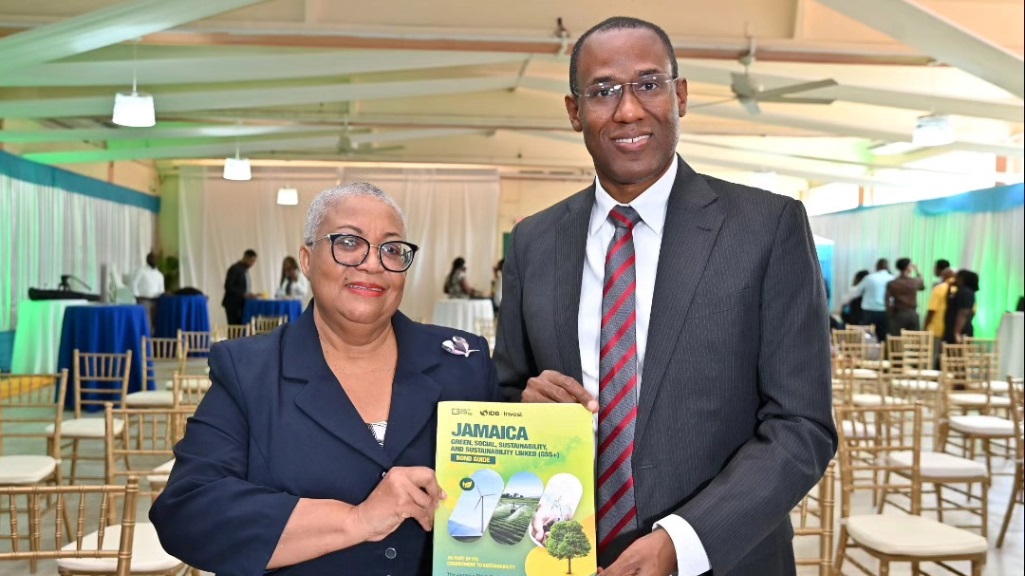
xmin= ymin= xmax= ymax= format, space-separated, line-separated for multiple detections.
xmin=150 ymin=182 xmax=499 ymax=575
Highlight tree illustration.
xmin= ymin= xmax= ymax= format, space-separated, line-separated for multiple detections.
xmin=545 ymin=520 xmax=591 ymax=574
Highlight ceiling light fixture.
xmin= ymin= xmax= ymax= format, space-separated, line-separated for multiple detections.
xmin=111 ymin=41 xmax=155 ymax=127
xmin=276 ymin=187 xmax=299 ymax=205
xmin=912 ymin=114 xmax=956 ymax=147
xmin=223 ymin=124 xmax=251 ymax=181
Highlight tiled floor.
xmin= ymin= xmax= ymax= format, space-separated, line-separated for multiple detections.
xmin=1 ymin=411 xmax=1022 ymax=576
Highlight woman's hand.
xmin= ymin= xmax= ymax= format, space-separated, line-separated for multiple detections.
xmin=351 ymin=466 xmax=445 ymax=541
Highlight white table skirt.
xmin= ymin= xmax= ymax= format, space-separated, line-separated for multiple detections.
xmin=11 ymin=299 xmax=88 ymax=374
xmin=996 ymin=312 xmax=1024 ymax=379
xmin=431 ymin=298 xmax=494 ymax=335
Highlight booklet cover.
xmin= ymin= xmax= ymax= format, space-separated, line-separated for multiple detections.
xmin=433 ymin=401 xmax=598 ymax=576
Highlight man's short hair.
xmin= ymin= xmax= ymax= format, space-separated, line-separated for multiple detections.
xmin=568 ymin=16 xmax=678 ymax=96
xmin=876 ymin=258 xmax=889 ymax=271
xmin=896 ymin=258 xmax=911 ymax=272
xmin=244 ymin=249 xmax=258 ymax=259
xmin=935 ymin=259 xmax=950 ymax=271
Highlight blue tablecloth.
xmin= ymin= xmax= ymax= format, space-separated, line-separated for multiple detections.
xmin=57 ymin=304 xmax=152 ymax=410
xmin=243 ymin=299 xmax=303 ymax=324
xmin=155 ymin=294 xmax=211 ymax=338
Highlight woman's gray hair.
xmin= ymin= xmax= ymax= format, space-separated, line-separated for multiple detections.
xmin=303 ymin=182 xmax=407 ymax=245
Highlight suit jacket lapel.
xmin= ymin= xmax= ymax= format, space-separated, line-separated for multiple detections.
xmin=635 ymin=158 xmax=725 ymax=446
xmin=287 ymin=308 xmax=441 ymax=469
xmin=555 ymin=188 xmax=595 ymax=381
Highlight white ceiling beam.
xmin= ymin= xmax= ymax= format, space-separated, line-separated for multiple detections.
xmin=346 ymin=128 xmax=491 ymax=146
xmin=0 ymin=0 xmax=272 ymax=73
xmin=817 ymin=0 xmax=1025 ymax=98
xmin=0 ymin=76 xmax=519 ymax=119
xmin=0 ymin=50 xmax=527 ymax=87
xmin=0 ymin=124 xmax=340 ymax=143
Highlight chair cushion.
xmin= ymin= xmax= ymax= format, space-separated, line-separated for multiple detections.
xmin=949 ymin=415 xmax=1014 ymax=436
xmin=841 ymin=420 xmax=875 ymax=439
xmin=852 ymin=394 xmax=907 ymax=406
xmin=891 ymin=379 xmax=939 ymax=391
xmin=852 ymin=368 xmax=879 ymax=379
xmin=862 ymin=360 xmax=891 ymax=369
xmin=948 ymin=393 xmax=1011 ymax=407
xmin=57 ymin=523 xmax=182 ymax=573
xmin=844 ymin=514 xmax=987 ymax=556
xmin=988 ymin=380 xmax=1010 ymax=393
xmin=886 ymin=451 xmax=987 ymax=479
xmin=147 ymin=459 xmax=176 ymax=486
xmin=164 ymin=377 xmax=212 ymax=391
xmin=125 ymin=390 xmax=175 ymax=407
xmin=46 ymin=418 xmax=123 ymax=438
xmin=904 ymin=369 xmax=942 ymax=378
xmin=0 ymin=455 xmax=58 ymax=484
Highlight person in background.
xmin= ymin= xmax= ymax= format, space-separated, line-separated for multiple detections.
xmin=925 ymin=266 xmax=956 ymax=367
xmin=150 ymin=183 xmax=499 ymax=575
xmin=443 ymin=257 xmax=482 ymax=298
xmin=933 ymin=258 xmax=952 ymax=287
xmin=276 ymin=255 xmax=310 ymax=300
xmin=886 ymin=257 xmax=925 ymax=335
xmin=491 ymin=258 xmax=505 ymax=316
xmin=494 ymin=16 xmax=834 ymax=575
xmin=130 ymin=251 xmax=165 ymax=330
xmin=222 ymin=249 xmax=257 ymax=325
xmin=840 ymin=270 xmax=870 ymax=327
xmin=944 ymin=269 xmax=979 ymax=344
xmin=842 ymin=259 xmax=894 ymax=341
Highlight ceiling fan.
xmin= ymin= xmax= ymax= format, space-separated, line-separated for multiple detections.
xmin=693 ymin=38 xmax=839 ymax=115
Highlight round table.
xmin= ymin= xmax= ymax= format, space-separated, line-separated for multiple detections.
xmin=243 ymin=299 xmax=303 ymax=324
xmin=11 ymin=299 xmax=87 ymax=374
xmin=431 ymin=298 xmax=494 ymax=335
xmin=996 ymin=312 xmax=1024 ymax=379
xmin=57 ymin=304 xmax=152 ymax=410
xmin=155 ymin=294 xmax=211 ymax=338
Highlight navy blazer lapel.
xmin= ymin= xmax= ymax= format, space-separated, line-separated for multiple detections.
xmin=383 ymin=313 xmax=442 ymax=462
xmin=286 ymin=306 xmax=392 ymax=470
xmin=555 ymin=188 xmax=595 ymax=381
xmin=636 ymin=158 xmax=725 ymax=446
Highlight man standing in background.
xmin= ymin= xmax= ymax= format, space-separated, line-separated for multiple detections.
xmin=222 ymin=249 xmax=257 ymax=325
xmin=886 ymin=257 xmax=925 ymax=334
xmin=843 ymin=258 xmax=894 ymax=341
xmin=130 ymin=251 xmax=165 ymax=330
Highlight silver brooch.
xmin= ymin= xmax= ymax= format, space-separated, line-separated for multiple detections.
xmin=442 ymin=335 xmax=479 ymax=357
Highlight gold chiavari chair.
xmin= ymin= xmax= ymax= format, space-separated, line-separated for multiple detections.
xmin=104 ymin=403 xmax=193 ymax=505
xmin=50 ymin=350 xmax=131 ymax=484
xmin=172 ymin=373 xmax=212 ymax=408
xmin=888 ymin=336 xmax=941 ymax=412
xmin=214 ymin=323 xmax=252 ymax=341
xmin=997 ymin=377 xmax=1024 ymax=548
xmin=792 ymin=461 xmax=835 ymax=576
xmin=125 ymin=337 xmax=181 ymax=408
xmin=834 ymin=404 xmax=987 ymax=576
xmin=474 ymin=317 xmax=496 ymax=356
xmin=0 ymin=372 xmax=68 ymax=489
xmin=250 ymin=315 xmax=286 ymax=335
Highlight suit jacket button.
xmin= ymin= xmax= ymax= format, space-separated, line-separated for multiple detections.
xmin=384 ymin=547 xmax=397 ymax=559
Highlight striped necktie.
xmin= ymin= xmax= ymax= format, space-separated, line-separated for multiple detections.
xmin=597 ymin=205 xmax=642 ymax=563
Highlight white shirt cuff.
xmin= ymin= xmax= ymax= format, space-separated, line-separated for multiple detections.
xmin=653 ymin=514 xmax=711 ymax=576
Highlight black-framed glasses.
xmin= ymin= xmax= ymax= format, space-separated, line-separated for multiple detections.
xmin=309 ymin=233 xmax=419 ymax=272
xmin=575 ymin=73 xmax=679 ymax=109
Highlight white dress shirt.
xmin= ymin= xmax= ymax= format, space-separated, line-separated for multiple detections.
xmin=129 ymin=266 xmax=164 ymax=299
xmin=578 ymin=156 xmax=711 ymax=575
xmin=275 ymin=274 xmax=309 ymax=300
xmin=842 ymin=269 xmax=894 ymax=312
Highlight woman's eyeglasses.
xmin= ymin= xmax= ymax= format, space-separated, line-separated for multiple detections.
xmin=309 ymin=233 xmax=419 ymax=272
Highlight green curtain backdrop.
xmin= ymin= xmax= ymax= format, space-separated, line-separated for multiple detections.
xmin=809 ymin=184 xmax=1024 ymax=338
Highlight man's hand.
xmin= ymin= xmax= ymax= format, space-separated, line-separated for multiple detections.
xmin=522 ymin=370 xmax=597 ymax=413
xmin=598 ymin=530 xmax=678 ymax=576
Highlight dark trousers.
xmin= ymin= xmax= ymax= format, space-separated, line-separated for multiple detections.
xmin=889 ymin=308 xmax=920 ymax=336
xmin=862 ymin=310 xmax=889 ymax=342
xmin=224 ymin=305 xmax=244 ymax=326
xmin=136 ymin=297 xmax=158 ymax=333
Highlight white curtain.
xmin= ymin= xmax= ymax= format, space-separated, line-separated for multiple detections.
xmin=178 ymin=167 xmax=500 ymax=326
xmin=810 ymin=202 xmax=1025 ymax=338
xmin=0 ymin=174 xmax=154 ymax=331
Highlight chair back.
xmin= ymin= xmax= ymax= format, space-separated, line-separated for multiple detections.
xmin=0 ymin=478 xmax=139 ymax=576
xmin=178 ymin=330 xmax=212 ymax=358
xmin=0 ymin=371 xmax=68 ymax=459
xmin=835 ymin=403 xmax=923 ymax=518
xmin=215 ymin=323 xmax=252 ymax=340
xmin=141 ymin=336 xmax=184 ymax=391
xmin=173 ymin=373 xmax=212 ymax=407
xmin=73 ymin=350 xmax=132 ymax=418
xmin=793 ymin=461 xmax=836 ymax=576
xmin=250 ymin=315 xmax=286 ymax=335
xmin=474 ymin=317 xmax=496 ymax=355
xmin=105 ymin=403 xmax=192 ymax=502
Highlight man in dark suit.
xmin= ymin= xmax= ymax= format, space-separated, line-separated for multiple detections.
xmin=494 ymin=17 xmax=836 ymax=576
xmin=222 ymin=249 xmax=257 ymax=324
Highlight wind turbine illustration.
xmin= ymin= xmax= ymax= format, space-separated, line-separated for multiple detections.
xmin=473 ymin=486 xmax=498 ymax=534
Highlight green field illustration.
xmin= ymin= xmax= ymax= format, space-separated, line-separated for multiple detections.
xmin=488 ymin=472 xmax=544 ymax=545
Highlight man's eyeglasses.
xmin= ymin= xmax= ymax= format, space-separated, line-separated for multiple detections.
xmin=308 ymin=233 xmax=419 ymax=272
xmin=575 ymin=73 xmax=679 ymax=109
